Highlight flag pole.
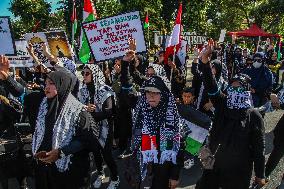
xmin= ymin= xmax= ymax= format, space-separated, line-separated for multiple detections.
xmin=71 ymin=0 xmax=75 ymax=48
xmin=170 ymin=46 xmax=176 ymax=82
xmin=147 ymin=10 xmax=150 ymax=50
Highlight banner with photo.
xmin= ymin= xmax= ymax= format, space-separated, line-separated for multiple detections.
xmin=24 ymin=32 xmax=50 ymax=66
xmin=45 ymin=31 xmax=73 ymax=59
xmin=82 ymin=11 xmax=147 ymax=62
xmin=0 ymin=17 xmax=16 ymax=55
xmin=25 ymin=31 xmax=73 ymax=67
xmin=8 ymin=40 xmax=33 ymax=67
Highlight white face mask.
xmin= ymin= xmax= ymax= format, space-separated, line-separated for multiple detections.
xmin=253 ymin=61 xmax=262 ymax=68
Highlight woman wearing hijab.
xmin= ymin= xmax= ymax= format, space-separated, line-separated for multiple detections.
xmin=131 ymin=76 xmax=182 ymax=189
xmin=195 ymin=48 xmax=266 ymax=189
xmin=0 ymin=57 xmax=90 ymax=189
xmin=79 ymin=64 xmax=119 ymax=189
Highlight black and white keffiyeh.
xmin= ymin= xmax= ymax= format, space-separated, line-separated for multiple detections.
xmin=132 ymin=76 xmax=181 ymax=180
xmin=32 ymin=94 xmax=85 ymax=172
xmin=226 ymin=87 xmax=253 ymax=109
xmin=79 ymin=64 xmax=115 ymax=148
xmin=148 ymin=63 xmax=171 ymax=90
xmin=58 ymin=57 xmax=77 ymax=75
xmin=278 ymin=87 xmax=284 ymax=105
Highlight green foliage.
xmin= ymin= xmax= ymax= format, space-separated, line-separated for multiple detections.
xmin=8 ymin=0 xmax=284 ymax=41
xmin=9 ymin=0 xmax=67 ymax=39
xmin=96 ymin=0 xmax=122 ymax=18
xmin=9 ymin=0 xmax=51 ymax=38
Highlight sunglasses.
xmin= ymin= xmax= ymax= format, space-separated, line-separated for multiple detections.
xmin=254 ymin=58 xmax=262 ymax=61
xmin=81 ymin=71 xmax=91 ymax=76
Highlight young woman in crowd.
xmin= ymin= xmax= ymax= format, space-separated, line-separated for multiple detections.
xmin=79 ymin=64 xmax=119 ymax=189
xmin=0 ymin=56 xmax=91 ymax=188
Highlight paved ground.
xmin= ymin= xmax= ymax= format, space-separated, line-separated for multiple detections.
xmin=1 ymin=61 xmax=283 ymax=189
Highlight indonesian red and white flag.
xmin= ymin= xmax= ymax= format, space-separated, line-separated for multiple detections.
xmin=165 ymin=3 xmax=182 ymax=64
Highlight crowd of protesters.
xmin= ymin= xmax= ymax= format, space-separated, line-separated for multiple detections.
xmin=0 ymin=37 xmax=283 ymax=189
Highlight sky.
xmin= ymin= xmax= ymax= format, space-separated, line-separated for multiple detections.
xmin=0 ymin=0 xmax=59 ymax=19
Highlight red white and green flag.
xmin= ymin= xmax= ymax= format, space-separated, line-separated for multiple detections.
xmin=71 ymin=0 xmax=77 ymax=47
xmin=79 ymin=0 xmax=97 ymax=64
xmin=164 ymin=3 xmax=182 ymax=64
xmin=278 ymin=38 xmax=282 ymax=61
xmin=144 ymin=11 xmax=149 ymax=29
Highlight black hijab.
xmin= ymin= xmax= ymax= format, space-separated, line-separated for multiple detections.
xmin=46 ymin=70 xmax=75 ymax=121
xmin=211 ymin=59 xmax=222 ymax=81
xmin=40 ymin=70 xmax=75 ymax=151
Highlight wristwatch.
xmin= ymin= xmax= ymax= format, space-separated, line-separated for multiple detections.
xmin=58 ymin=148 xmax=66 ymax=159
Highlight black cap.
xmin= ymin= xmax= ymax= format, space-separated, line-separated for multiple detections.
xmin=143 ymin=76 xmax=169 ymax=93
xmin=182 ymin=86 xmax=195 ymax=94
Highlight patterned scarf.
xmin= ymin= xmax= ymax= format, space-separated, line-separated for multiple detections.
xmin=79 ymin=64 xmax=115 ymax=148
xmin=226 ymin=87 xmax=253 ymax=109
xmin=32 ymin=94 xmax=85 ymax=172
xmin=132 ymin=76 xmax=181 ymax=180
xmin=58 ymin=57 xmax=77 ymax=75
xmin=278 ymin=86 xmax=284 ymax=105
xmin=148 ymin=63 xmax=171 ymax=90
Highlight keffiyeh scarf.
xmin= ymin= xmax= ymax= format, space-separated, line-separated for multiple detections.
xmin=32 ymin=94 xmax=85 ymax=172
xmin=58 ymin=57 xmax=77 ymax=75
xmin=132 ymin=78 xmax=181 ymax=180
xmin=278 ymin=87 xmax=284 ymax=105
xmin=148 ymin=63 xmax=171 ymax=90
xmin=226 ymin=87 xmax=253 ymax=109
xmin=79 ymin=64 xmax=115 ymax=148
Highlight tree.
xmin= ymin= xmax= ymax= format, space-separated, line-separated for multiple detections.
xmin=9 ymin=0 xmax=52 ymax=38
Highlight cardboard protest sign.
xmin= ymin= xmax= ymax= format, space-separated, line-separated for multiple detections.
xmin=82 ymin=11 xmax=147 ymax=62
xmin=45 ymin=31 xmax=73 ymax=59
xmin=8 ymin=40 xmax=33 ymax=67
xmin=24 ymin=32 xmax=51 ymax=66
xmin=0 ymin=17 xmax=16 ymax=55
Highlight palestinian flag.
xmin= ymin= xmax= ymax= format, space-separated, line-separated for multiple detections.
xmin=79 ymin=0 xmax=97 ymax=64
xmin=71 ymin=0 xmax=77 ymax=47
xmin=178 ymin=104 xmax=211 ymax=156
xmin=183 ymin=119 xmax=209 ymax=155
xmin=277 ymin=38 xmax=282 ymax=61
xmin=144 ymin=11 xmax=149 ymax=29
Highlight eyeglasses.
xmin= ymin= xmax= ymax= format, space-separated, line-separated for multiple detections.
xmin=81 ymin=71 xmax=91 ymax=76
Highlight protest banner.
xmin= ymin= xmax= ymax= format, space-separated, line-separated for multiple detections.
xmin=154 ymin=31 xmax=207 ymax=47
xmin=8 ymin=40 xmax=33 ymax=67
xmin=82 ymin=11 xmax=147 ymax=62
xmin=25 ymin=31 xmax=73 ymax=67
xmin=45 ymin=31 xmax=73 ymax=59
xmin=0 ymin=17 xmax=16 ymax=55
xmin=24 ymin=32 xmax=51 ymax=66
